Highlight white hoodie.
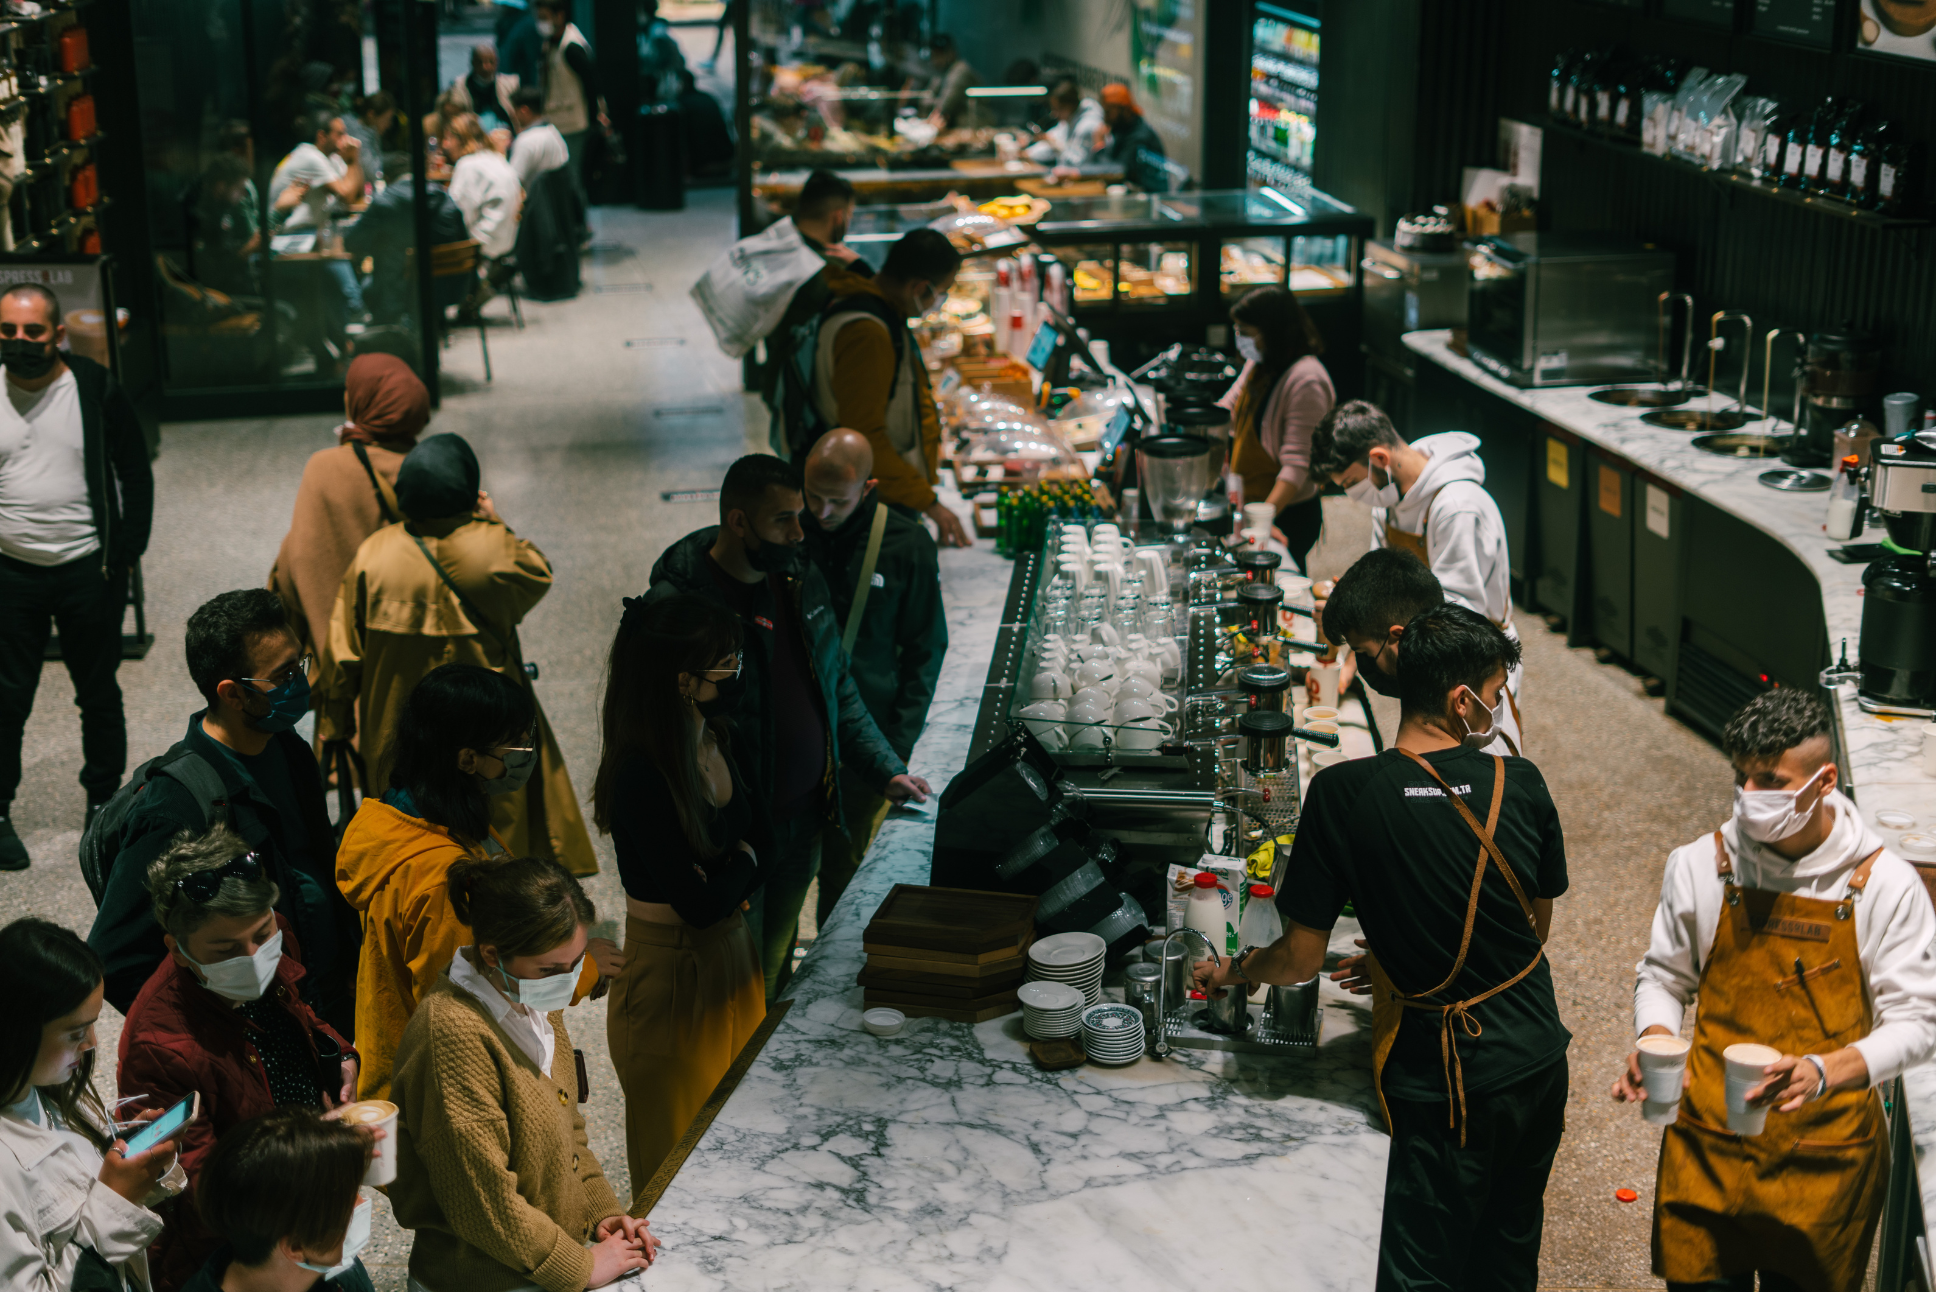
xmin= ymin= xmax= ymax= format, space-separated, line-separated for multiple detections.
xmin=1633 ymin=794 xmax=1936 ymax=1086
xmin=1372 ymin=432 xmax=1513 ymax=629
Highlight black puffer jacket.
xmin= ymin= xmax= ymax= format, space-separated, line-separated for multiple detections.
xmin=644 ymin=528 xmax=905 ymax=834
xmin=64 ymin=353 xmax=153 ymax=573
xmin=802 ymin=491 xmax=946 ymax=763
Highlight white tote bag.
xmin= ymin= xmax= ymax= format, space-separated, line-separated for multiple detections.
xmin=688 ymin=216 xmax=828 ymax=359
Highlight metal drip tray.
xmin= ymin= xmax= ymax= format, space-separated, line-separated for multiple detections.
xmin=1758 ymin=468 xmax=1831 ymax=492
xmin=1642 ymin=407 xmax=1752 ymax=431
xmin=1692 ymin=432 xmax=1791 ymax=459
xmin=1590 ymin=385 xmax=1698 ymax=408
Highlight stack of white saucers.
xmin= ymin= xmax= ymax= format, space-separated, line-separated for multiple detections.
xmin=1019 ymin=980 xmax=1086 ymax=1040
xmin=1026 ymin=932 xmax=1107 ymax=1006
xmin=1081 ymin=1003 xmax=1146 ymax=1066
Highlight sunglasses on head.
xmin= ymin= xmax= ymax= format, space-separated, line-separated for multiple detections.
xmin=176 ymin=851 xmax=263 ymax=903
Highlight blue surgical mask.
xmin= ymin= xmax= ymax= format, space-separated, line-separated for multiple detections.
xmin=246 ymin=670 xmax=312 ymax=735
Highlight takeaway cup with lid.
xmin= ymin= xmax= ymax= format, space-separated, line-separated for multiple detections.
xmin=1724 ymin=1042 xmax=1783 ymax=1135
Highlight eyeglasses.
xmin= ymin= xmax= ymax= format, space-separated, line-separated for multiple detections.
xmin=176 ymin=851 xmax=263 ymax=903
xmin=237 ymin=655 xmax=311 ymax=691
xmin=702 ymin=653 xmax=743 ymax=680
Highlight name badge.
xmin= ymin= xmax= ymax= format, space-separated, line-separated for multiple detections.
xmin=753 ymin=616 xmax=774 ymax=631
xmin=1763 ymin=916 xmax=1831 ymax=943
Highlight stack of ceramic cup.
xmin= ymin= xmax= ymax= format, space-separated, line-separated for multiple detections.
xmin=1019 ymin=980 xmax=1086 ymax=1040
xmin=1026 ymin=932 xmax=1106 ymax=1005
xmin=1020 ymin=633 xmax=1182 ymax=753
xmin=1080 ymin=1003 xmax=1147 ymax=1066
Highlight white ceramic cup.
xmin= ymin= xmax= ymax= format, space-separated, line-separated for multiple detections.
xmin=1310 ymin=748 xmax=1349 ymax=769
xmin=1069 ymin=722 xmax=1109 ymax=751
xmin=335 ymin=1099 xmax=399 ymax=1186
xmin=1724 ymin=1042 xmax=1782 ymax=1134
xmin=1030 ymin=671 xmax=1074 ymax=701
xmin=1113 ymin=696 xmax=1163 ymax=725
xmin=1138 ymin=549 xmax=1169 ymax=590
xmin=1117 ymin=718 xmax=1175 ymax=750
xmin=1121 ymin=656 xmax=1163 ymax=688
xmin=1299 ymin=706 xmax=1340 ymax=724
xmin=1636 ymin=1035 xmax=1693 ymax=1104
xmin=1019 ymin=701 xmax=1069 ymax=750
xmin=1073 ymin=660 xmax=1117 ymax=693
xmin=1094 ymin=561 xmax=1125 ymax=609
xmin=1067 ymin=699 xmax=1110 ymax=726
xmin=1089 ymin=622 xmax=1124 ymax=648
xmin=1243 ymin=502 xmax=1276 ymax=532
xmin=1115 ymin=676 xmax=1177 ymax=711
xmin=1073 ymin=685 xmax=1116 ymax=712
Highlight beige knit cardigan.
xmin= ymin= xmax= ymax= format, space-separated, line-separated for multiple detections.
xmin=389 ymin=973 xmax=624 ymax=1292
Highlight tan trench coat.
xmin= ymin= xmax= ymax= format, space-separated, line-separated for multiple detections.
xmin=316 ymin=514 xmax=598 ymax=876
xmin=269 ymin=442 xmax=407 ymax=655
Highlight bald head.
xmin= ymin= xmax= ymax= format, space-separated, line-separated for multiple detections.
xmin=803 ymin=429 xmax=876 ymax=530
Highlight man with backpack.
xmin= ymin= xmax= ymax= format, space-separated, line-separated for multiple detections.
xmin=85 ymin=589 xmax=359 ymax=1034
xmin=803 ymin=227 xmax=970 ymax=547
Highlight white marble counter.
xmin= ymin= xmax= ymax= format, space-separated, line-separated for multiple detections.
xmin=1405 ymin=329 xmax=1936 ymax=1241
xmin=642 ymin=544 xmax=1391 ymax=1292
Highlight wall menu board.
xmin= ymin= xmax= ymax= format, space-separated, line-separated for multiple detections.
xmin=1662 ymin=0 xmax=1739 ymax=26
xmin=1754 ymin=0 xmax=1838 ymax=46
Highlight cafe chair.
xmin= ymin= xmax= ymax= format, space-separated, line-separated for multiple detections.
xmin=429 ymin=238 xmax=491 ymax=381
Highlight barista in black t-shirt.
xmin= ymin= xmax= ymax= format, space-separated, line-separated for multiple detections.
xmin=1197 ymin=603 xmax=1569 ymax=1292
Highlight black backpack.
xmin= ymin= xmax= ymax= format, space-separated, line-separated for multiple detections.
xmin=774 ymin=291 xmax=905 ymax=462
xmin=77 ymin=743 xmax=228 ymax=907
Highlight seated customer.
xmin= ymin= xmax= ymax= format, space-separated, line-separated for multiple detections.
xmin=507 ymin=87 xmax=568 ymax=189
xmin=0 ymin=918 xmax=185 ymax=1292
xmin=390 ymin=854 xmax=658 ymax=1292
xmin=119 ymin=821 xmax=356 ymax=1292
xmin=593 ymin=593 xmax=765 ymax=1186
xmin=183 ymin=1106 xmax=377 ymax=1292
xmin=443 ymin=111 xmax=522 ymax=279
xmin=341 ymin=160 xmax=467 ymax=325
xmin=336 ymin=664 xmax=601 ymax=1102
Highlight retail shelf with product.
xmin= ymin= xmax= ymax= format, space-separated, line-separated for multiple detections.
xmin=1247 ymin=3 xmax=1321 ymax=189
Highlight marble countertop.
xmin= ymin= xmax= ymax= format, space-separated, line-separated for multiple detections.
xmin=1405 ymin=330 xmax=1936 ymax=1244
xmin=642 ymin=544 xmax=1391 ymax=1292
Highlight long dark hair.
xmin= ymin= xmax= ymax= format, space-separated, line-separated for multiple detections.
xmin=1230 ymin=285 xmax=1325 ymax=440
xmin=0 ymin=919 xmax=111 ymax=1149
xmin=390 ymin=663 xmax=536 ymax=842
xmin=591 ymin=593 xmax=742 ymax=852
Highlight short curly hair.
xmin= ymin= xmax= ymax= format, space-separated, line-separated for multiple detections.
xmin=147 ymin=821 xmax=280 ymax=942
xmin=1722 ymin=689 xmax=1831 ymax=762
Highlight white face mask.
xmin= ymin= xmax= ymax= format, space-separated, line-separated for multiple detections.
xmin=1345 ymin=463 xmax=1400 ymax=509
xmin=535 ymin=19 xmax=556 ymax=37
xmin=1734 ymin=765 xmax=1830 ymax=844
xmin=1235 ymin=334 xmax=1263 ymax=365
xmin=296 ymin=1192 xmax=372 ymax=1277
xmin=186 ymin=929 xmax=283 ymax=1002
xmin=1455 ymin=685 xmax=1508 ymax=750
xmin=494 ymin=954 xmax=583 ymax=1013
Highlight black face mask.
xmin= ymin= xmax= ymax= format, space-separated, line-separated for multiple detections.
xmin=1356 ymin=652 xmax=1402 ymax=698
xmin=745 ymin=534 xmax=804 ymax=576
xmin=697 ymin=673 xmax=746 ymax=718
xmin=2 ymin=338 xmax=59 ymax=380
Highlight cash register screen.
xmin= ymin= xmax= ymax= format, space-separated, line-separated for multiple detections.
xmin=1026 ymin=322 xmax=1058 ymax=372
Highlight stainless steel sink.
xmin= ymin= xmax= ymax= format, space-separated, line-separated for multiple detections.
xmin=1691 ymin=432 xmax=1791 ymax=459
xmin=1589 ymin=385 xmax=1698 ymax=408
xmin=1643 ymin=408 xmax=1753 ymax=431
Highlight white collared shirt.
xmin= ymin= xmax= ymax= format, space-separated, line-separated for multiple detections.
xmin=449 ymin=946 xmax=556 ymax=1073
xmin=1634 ymin=793 xmax=1936 ymax=1085
xmin=0 ymin=1090 xmax=169 ymax=1292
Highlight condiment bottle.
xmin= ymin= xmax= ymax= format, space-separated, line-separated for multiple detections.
xmin=1239 ymin=884 xmax=1285 ymax=1004
xmin=1825 ymin=455 xmax=1863 ymax=542
xmin=1184 ymin=872 xmax=1230 ymax=957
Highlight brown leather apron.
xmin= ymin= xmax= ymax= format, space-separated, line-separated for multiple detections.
xmin=1652 ymin=833 xmax=1888 ymax=1292
xmin=1232 ymin=404 xmax=1280 ymax=504
xmin=1366 ymin=752 xmax=1547 ymax=1144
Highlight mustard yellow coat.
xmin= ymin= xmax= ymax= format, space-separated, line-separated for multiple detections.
xmin=316 ymin=514 xmax=598 ymax=876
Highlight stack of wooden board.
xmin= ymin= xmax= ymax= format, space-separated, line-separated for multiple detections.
xmin=858 ymin=885 xmax=1036 ymax=1023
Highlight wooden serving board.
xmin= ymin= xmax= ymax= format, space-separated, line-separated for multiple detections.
xmin=861 ymin=940 xmax=1027 ymax=965
xmin=857 ymin=965 xmax=1027 ymax=998
xmin=864 ymin=949 xmax=1029 ymax=979
xmin=1028 ymin=1036 xmax=1087 ymax=1070
xmin=862 ymin=885 xmax=1037 ymax=955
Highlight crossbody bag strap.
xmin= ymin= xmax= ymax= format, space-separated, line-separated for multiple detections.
xmin=840 ymin=502 xmax=890 ymax=656
xmin=351 ymin=442 xmax=400 ymax=524
xmin=408 ymin=531 xmax=528 ymax=684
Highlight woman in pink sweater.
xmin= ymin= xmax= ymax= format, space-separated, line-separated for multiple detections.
xmin=1222 ymin=286 xmax=1335 ymax=572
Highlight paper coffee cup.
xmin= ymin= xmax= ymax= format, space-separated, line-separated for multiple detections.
xmin=1642 ymin=1098 xmax=1680 ymax=1126
xmin=1636 ymin=1035 xmax=1692 ymax=1104
xmin=335 ymin=1099 xmax=399 ymax=1185
xmin=1723 ymin=1042 xmax=1781 ymax=1134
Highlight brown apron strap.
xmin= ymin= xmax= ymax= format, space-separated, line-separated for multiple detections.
xmin=1713 ymin=830 xmax=1734 ymax=882
xmin=1847 ymin=847 xmax=1885 ymax=893
xmin=1399 ymin=750 xmax=1537 ymax=922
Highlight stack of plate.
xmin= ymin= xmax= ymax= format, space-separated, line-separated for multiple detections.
xmin=1081 ymin=1003 xmax=1147 ymax=1066
xmin=1019 ymin=980 xmax=1086 ymax=1040
xmin=1026 ymin=932 xmax=1106 ymax=1005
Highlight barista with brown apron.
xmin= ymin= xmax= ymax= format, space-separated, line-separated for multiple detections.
xmin=1224 ymin=287 xmax=1334 ymax=573
xmin=1615 ymin=689 xmax=1936 ymax=1292
xmin=1200 ymin=604 xmax=1568 ymax=1291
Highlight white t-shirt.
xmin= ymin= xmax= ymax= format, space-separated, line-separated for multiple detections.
xmin=449 ymin=150 xmax=523 ymax=259
xmin=0 ymin=368 xmax=96 ymax=567
xmin=269 ymin=142 xmax=349 ymax=232
xmin=509 ymin=122 xmax=569 ymax=188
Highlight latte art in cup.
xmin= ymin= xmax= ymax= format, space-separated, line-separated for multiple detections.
xmin=336 ymin=1099 xmax=396 ymax=1125
xmin=333 ymin=1099 xmax=400 ymax=1184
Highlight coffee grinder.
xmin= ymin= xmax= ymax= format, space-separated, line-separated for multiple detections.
xmin=1852 ymin=433 xmax=1936 ymax=715
xmin=1785 ymin=324 xmax=1881 ymax=468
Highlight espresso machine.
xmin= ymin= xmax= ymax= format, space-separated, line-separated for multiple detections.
xmin=1840 ymin=433 xmax=1936 ymax=715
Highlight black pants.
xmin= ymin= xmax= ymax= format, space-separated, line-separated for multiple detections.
xmin=1276 ymin=494 xmax=1324 ymax=575
xmin=0 ymin=552 xmax=127 ymax=807
xmin=1377 ymin=1055 xmax=1568 ymax=1292
xmin=1668 ymin=1277 xmax=1806 ymax=1292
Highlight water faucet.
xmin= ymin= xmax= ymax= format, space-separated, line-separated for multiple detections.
xmin=1706 ymin=311 xmax=1755 ymax=419
xmin=1152 ymin=926 xmax=1218 ymax=1059
xmin=1762 ymin=328 xmax=1807 ymax=433
xmin=1820 ymin=638 xmax=1861 ymax=688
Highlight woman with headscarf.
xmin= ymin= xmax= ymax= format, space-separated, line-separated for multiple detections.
xmin=268 ymin=353 xmax=430 ymax=657
xmin=315 ymin=433 xmax=599 ymax=877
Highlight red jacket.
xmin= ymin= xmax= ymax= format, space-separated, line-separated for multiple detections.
xmin=116 ymin=915 xmax=355 ymax=1292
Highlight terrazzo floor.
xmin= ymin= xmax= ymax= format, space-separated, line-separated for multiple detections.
xmin=1 ymin=180 xmax=1739 ymax=1288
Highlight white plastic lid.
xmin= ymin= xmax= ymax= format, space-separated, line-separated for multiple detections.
xmin=1876 ymin=809 xmax=1917 ymax=831
xmin=1897 ymin=834 xmax=1936 ymax=860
